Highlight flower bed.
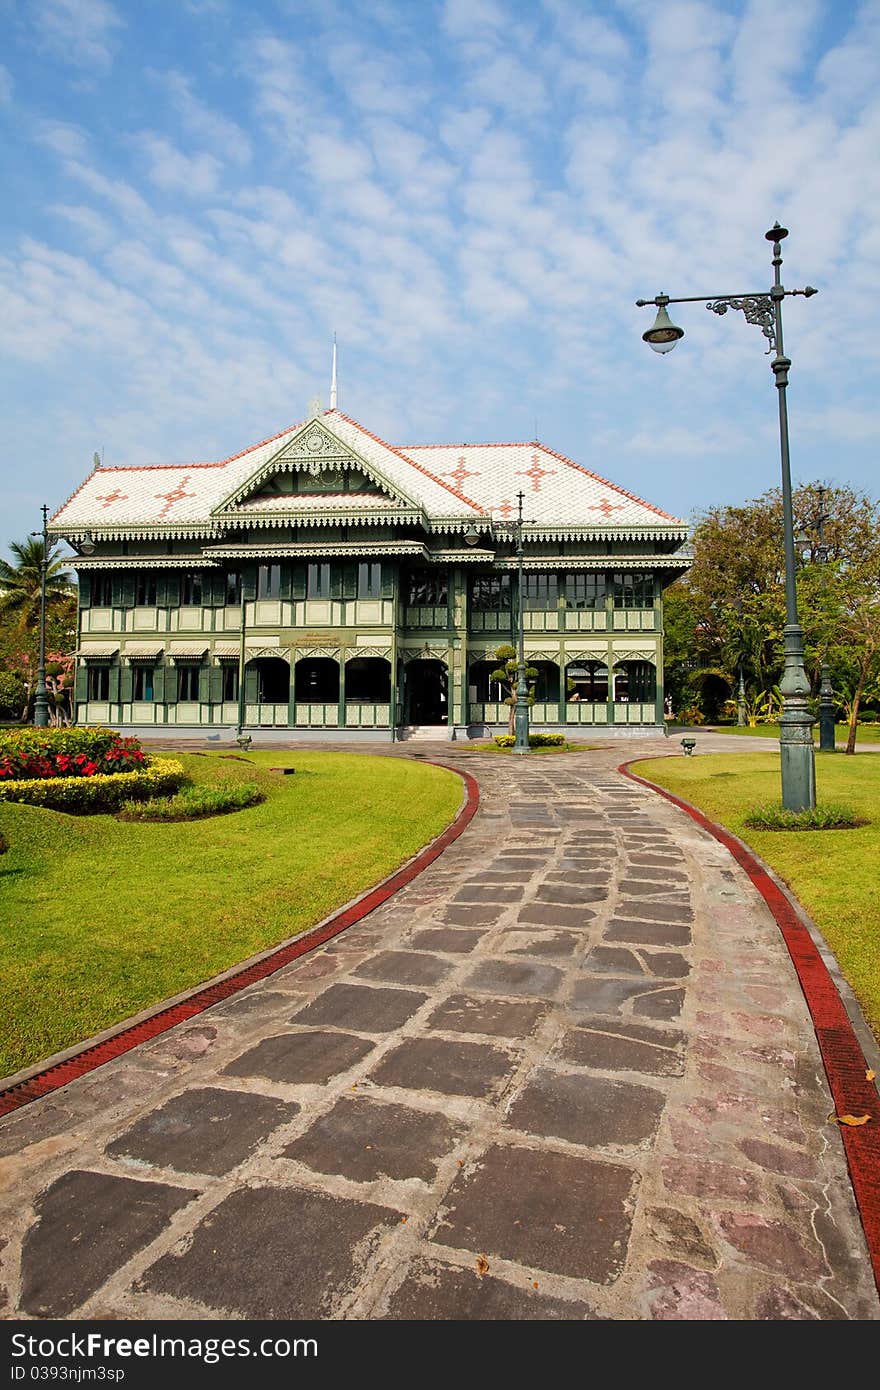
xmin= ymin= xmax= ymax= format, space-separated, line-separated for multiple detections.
xmin=0 ymin=727 xmax=146 ymax=781
xmin=0 ymin=759 xmax=185 ymax=812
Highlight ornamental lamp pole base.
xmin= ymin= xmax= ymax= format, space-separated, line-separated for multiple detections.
xmin=512 ymin=675 xmax=530 ymax=755
xmin=778 ymin=621 xmax=816 ymax=812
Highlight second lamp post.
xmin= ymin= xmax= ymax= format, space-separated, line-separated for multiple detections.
xmin=637 ymin=224 xmax=818 ymax=812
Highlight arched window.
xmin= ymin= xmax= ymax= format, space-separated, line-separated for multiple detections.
xmin=565 ymin=660 xmax=608 ymax=702
xmin=294 ymin=658 xmax=339 ymax=703
xmin=248 ymin=657 xmax=290 ymax=703
xmin=346 ymin=657 xmax=391 ymax=703
xmin=613 ymin=661 xmax=656 ymax=703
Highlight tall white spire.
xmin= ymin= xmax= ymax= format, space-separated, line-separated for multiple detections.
xmin=329 ymin=334 xmax=337 ymax=411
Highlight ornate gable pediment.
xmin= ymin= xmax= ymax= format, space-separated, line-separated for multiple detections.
xmin=212 ymin=417 xmax=423 ymax=518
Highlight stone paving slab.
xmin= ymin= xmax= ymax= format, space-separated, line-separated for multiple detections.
xmin=1 ymin=742 xmax=878 ymax=1322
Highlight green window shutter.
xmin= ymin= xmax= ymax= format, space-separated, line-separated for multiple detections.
xmin=242 ymin=566 xmax=257 ymax=601
xmin=343 ymin=564 xmax=357 ymax=600
xmin=198 ymin=665 xmax=210 ymax=702
xmin=291 ymin=564 xmax=306 ymax=600
xmin=152 ymin=664 xmax=166 ymax=703
xmin=208 ymin=665 xmax=224 ymax=703
xmin=119 ymin=574 xmax=136 ymax=608
xmin=119 ymin=664 xmax=133 ymax=702
xmin=108 ymin=663 xmax=121 ymax=702
xmin=330 ymin=564 xmax=343 ymax=601
xmin=279 ymin=564 xmax=292 ymax=600
xmin=381 ymin=564 xmax=394 ymax=600
xmin=75 ymin=664 xmax=88 ymax=702
xmin=158 ymin=573 xmax=179 ymax=607
xmin=79 ymin=573 xmax=92 ymax=608
xmin=244 ymin=665 xmax=259 ymax=703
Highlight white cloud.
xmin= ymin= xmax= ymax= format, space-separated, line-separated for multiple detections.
xmin=240 ymin=36 xmax=311 ymax=151
xmin=135 ymin=134 xmax=223 ymax=198
xmin=49 ymin=203 xmax=113 ymax=248
xmin=306 ymin=131 xmax=374 ymax=184
xmin=442 ymin=0 xmax=507 ymax=39
xmin=35 ymin=120 xmax=91 ymax=160
xmin=1 ymin=0 xmax=878 ymax=546
xmin=153 ymin=71 xmax=252 ymax=167
xmin=32 ymin=0 xmax=123 ymax=71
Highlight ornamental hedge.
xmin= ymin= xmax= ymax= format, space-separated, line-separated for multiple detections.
xmin=0 ymin=759 xmax=185 ymax=812
xmin=0 ymin=727 xmax=146 ymax=782
xmin=493 ymin=732 xmax=568 ymax=748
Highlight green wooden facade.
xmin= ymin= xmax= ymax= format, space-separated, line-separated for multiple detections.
xmin=51 ymin=410 xmax=690 ymax=738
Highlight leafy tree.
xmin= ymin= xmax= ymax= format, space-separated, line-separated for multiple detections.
xmin=0 ymin=537 xmax=75 ymax=628
xmin=0 ymin=671 xmax=27 ymax=721
xmin=0 ymin=538 xmax=77 ymax=723
xmin=664 ymin=483 xmax=880 ymax=750
xmin=489 ymin=643 xmax=539 ymax=735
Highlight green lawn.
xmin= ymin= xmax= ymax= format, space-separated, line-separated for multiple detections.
xmin=631 ymin=751 xmax=880 ymax=1042
xmin=0 ymin=750 xmax=462 ymax=1077
xmin=694 ymin=722 xmax=880 ymax=744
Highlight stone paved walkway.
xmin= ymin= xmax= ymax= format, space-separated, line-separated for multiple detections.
xmin=1 ymin=746 xmax=878 ymax=1321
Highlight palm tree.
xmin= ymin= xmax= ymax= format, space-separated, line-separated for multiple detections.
xmin=0 ymin=537 xmax=75 ymax=628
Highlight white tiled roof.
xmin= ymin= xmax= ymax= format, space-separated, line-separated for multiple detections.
xmin=232 ymin=491 xmax=405 ymax=515
xmin=50 ymin=410 xmax=685 ymax=535
xmin=326 ymin=413 xmax=479 ymax=519
xmin=399 ymin=442 xmax=681 ymax=529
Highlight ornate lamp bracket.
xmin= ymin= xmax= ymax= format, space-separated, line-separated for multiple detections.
xmin=706 ymin=296 xmax=776 ymax=351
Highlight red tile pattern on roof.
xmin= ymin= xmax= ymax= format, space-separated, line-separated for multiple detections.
xmin=49 ymin=410 xmax=686 ymax=532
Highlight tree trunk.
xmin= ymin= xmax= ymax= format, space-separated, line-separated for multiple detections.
xmin=845 ymin=683 xmax=863 ymax=755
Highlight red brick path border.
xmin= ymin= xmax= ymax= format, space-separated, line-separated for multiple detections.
xmin=0 ymin=763 xmax=479 ymax=1120
xmin=620 ymin=757 xmax=880 ymax=1294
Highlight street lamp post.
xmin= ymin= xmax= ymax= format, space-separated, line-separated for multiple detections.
xmin=31 ymin=504 xmax=50 ymax=729
xmin=491 ymin=491 xmax=531 ymax=755
xmin=637 ymin=224 xmax=818 ymax=812
xmin=512 ymin=491 xmax=530 ymax=755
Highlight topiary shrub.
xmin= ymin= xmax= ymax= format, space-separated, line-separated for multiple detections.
xmin=0 ymin=759 xmax=184 ymax=812
xmin=0 ymin=727 xmax=146 ymax=781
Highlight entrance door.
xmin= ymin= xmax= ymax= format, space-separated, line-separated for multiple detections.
xmin=405 ymin=659 xmax=448 ymax=725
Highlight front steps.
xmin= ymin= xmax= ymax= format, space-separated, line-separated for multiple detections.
xmin=396 ymin=725 xmax=451 ymax=742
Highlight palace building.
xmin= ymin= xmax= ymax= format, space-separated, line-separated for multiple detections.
xmin=49 ymin=404 xmax=691 ymax=740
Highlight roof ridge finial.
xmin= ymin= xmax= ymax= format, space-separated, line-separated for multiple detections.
xmin=329 ymin=333 xmax=337 ymax=411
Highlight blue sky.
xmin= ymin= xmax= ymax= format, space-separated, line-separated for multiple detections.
xmin=1 ymin=0 xmax=878 ymax=553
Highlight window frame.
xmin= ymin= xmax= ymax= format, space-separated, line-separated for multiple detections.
xmin=87 ymin=665 xmax=110 ymax=700
xmin=307 ymin=562 xmax=331 ymax=599
xmin=177 ymin=665 xmax=201 ymax=701
xmin=357 ymin=561 xmax=382 ymax=599
xmin=564 ymin=573 xmax=606 ymax=611
xmin=134 ymin=574 xmax=157 ymax=607
xmin=257 ymin=563 xmax=282 ymax=600
xmin=181 ymin=572 xmax=203 ymax=606
xmin=132 ymin=666 xmax=155 ymax=701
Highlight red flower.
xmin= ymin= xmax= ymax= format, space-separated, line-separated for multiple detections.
xmin=83 ymin=762 xmax=99 ymax=776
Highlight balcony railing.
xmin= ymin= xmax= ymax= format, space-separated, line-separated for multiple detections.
xmin=293 ymin=703 xmax=338 ymax=727
xmin=345 ymin=702 xmax=391 ymax=728
xmin=466 ymin=700 xmax=656 ymax=725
